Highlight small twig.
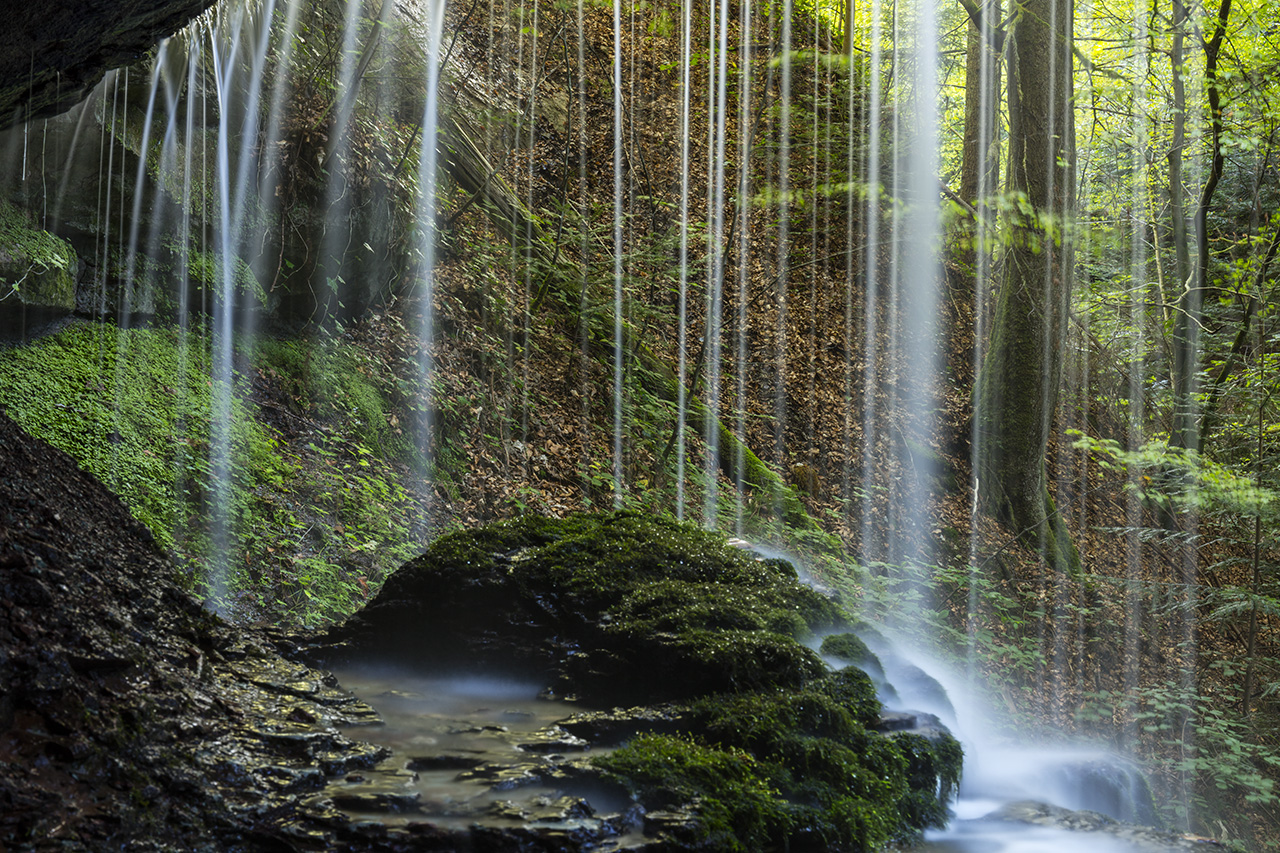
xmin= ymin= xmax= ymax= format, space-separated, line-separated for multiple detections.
xmin=940 ymin=183 xmax=978 ymax=217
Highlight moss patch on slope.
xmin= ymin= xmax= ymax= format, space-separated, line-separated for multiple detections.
xmin=0 ymin=320 xmax=421 ymax=626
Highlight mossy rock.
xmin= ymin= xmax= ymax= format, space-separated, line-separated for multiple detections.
xmin=328 ymin=511 xmax=843 ymax=703
xmin=821 ymin=632 xmax=883 ymax=678
xmin=327 ymin=511 xmax=962 ymax=850
xmin=0 ymin=199 xmax=77 ymax=313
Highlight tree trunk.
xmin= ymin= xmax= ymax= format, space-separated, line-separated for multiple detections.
xmin=975 ymin=0 xmax=1078 ymax=573
xmin=1166 ymin=0 xmax=1191 ymax=298
xmin=958 ymin=0 xmax=1001 ymax=209
xmin=1171 ymin=0 xmax=1231 ymax=451
xmin=841 ymin=0 xmax=855 ymax=57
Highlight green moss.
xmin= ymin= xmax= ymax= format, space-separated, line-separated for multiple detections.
xmin=639 ymin=628 xmax=828 ymax=693
xmin=368 ymin=511 xmax=844 ymax=699
xmin=820 ymin=633 xmax=885 ymax=681
xmin=610 ymin=578 xmax=827 ymax=637
xmin=0 ymin=320 xmax=419 ymax=626
xmin=598 ymin=680 xmax=955 ymax=850
xmin=817 ymin=666 xmax=884 ymax=724
xmin=183 ymin=243 xmax=265 ymax=303
xmin=821 ymin=632 xmax=874 ymax=664
xmin=351 ymin=511 xmax=963 ymax=849
xmin=692 ymin=685 xmax=870 ymax=749
xmin=890 ymin=732 xmax=964 ymax=827
xmin=594 ymin=734 xmax=790 ymax=852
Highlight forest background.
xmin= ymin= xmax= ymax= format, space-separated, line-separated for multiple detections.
xmin=0 ymin=0 xmax=1279 ymax=847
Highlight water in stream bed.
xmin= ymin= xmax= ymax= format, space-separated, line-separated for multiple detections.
xmin=324 ymin=666 xmax=635 ymax=838
xmin=327 ymin=660 xmax=1179 ymax=853
xmin=914 ymin=816 xmax=1151 ymax=853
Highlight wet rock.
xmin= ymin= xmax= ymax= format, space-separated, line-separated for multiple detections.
xmin=0 ymin=0 xmax=217 ymax=127
xmin=489 ymin=794 xmax=595 ymax=823
xmin=642 ymin=806 xmax=701 ymax=841
xmin=515 ymin=726 xmax=590 ymax=754
xmin=0 ymin=412 xmax=428 ymax=850
xmin=457 ymin=761 xmax=545 ymax=791
xmin=989 ymin=801 xmax=1239 ymax=851
xmin=326 ymin=785 xmax=423 ymax=815
xmin=558 ymin=705 xmax=689 ymax=744
xmin=405 ymin=752 xmax=487 ymax=771
xmin=874 ymin=709 xmax=953 ymax=744
xmin=892 ymin=662 xmax=956 ymax=720
xmin=320 ymin=512 xmax=844 ymax=706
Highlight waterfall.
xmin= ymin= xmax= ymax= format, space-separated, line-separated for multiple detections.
xmin=414 ymin=0 xmax=448 ymax=483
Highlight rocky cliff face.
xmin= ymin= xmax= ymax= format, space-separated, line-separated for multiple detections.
xmin=0 ymin=0 xmax=216 ymax=127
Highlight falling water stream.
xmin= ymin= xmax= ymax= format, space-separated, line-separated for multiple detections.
xmin=870 ymin=641 xmax=1167 ymax=853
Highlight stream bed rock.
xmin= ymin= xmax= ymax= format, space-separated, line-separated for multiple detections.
xmin=985 ymin=801 xmax=1238 ymax=851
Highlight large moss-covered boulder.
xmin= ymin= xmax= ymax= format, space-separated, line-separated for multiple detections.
xmin=329 ymin=511 xmax=842 ymax=702
xmin=324 ymin=512 xmax=962 ymax=850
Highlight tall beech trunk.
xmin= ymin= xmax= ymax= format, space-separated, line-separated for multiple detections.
xmin=956 ymin=0 xmax=1003 ymax=305
xmin=958 ymin=0 xmax=1001 ymax=210
xmin=1171 ymin=0 xmax=1232 ymax=451
xmin=975 ymin=0 xmax=1078 ymax=574
xmin=1167 ymin=0 xmax=1191 ymax=298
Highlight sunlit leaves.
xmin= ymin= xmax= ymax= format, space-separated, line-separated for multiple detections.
xmin=1070 ymin=430 xmax=1279 ymax=519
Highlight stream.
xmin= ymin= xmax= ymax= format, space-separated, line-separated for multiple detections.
xmin=873 ymin=642 xmax=1185 ymax=853
xmin=325 ymin=655 xmax=1186 ymax=853
xmin=324 ymin=666 xmax=642 ymax=844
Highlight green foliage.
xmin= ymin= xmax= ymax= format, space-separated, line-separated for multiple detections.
xmin=1070 ymin=432 xmax=1278 ymax=520
xmin=254 ymin=335 xmax=409 ymax=459
xmin=0 ymin=322 xmax=279 ymax=558
xmin=0 ymin=199 xmax=77 ymax=304
xmin=178 ymin=241 xmax=267 ymax=304
xmin=1079 ymin=685 xmax=1280 ymax=832
xmin=0 ymin=320 xmax=420 ymax=626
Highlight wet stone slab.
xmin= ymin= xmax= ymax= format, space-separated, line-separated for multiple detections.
xmin=292 ymin=667 xmax=659 ymax=851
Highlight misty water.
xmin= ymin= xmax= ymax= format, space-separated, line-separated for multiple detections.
xmin=325 ymin=667 xmax=632 ymax=832
xmin=323 ymin=629 xmax=1171 ymax=852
